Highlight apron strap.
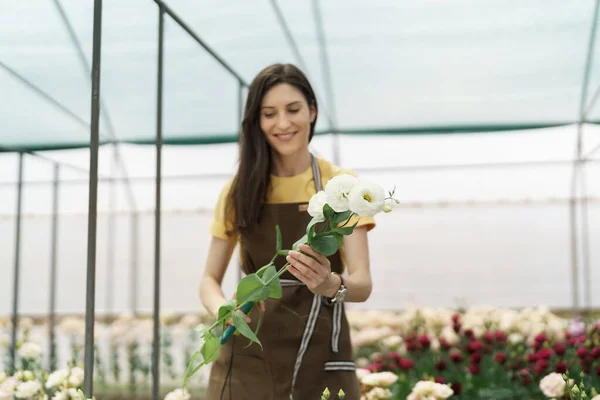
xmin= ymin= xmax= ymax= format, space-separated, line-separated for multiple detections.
xmin=283 ymin=155 xmax=344 ymax=400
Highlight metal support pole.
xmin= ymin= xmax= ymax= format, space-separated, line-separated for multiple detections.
xmin=10 ymin=152 xmax=24 ymax=374
xmin=580 ymin=165 xmax=592 ymax=308
xmin=83 ymin=0 xmax=103 ymax=396
xmin=49 ymin=163 xmax=60 ymax=371
xmin=130 ymin=212 xmax=139 ymax=316
xmin=569 ymin=0 xmax=600 ymax=312
xmin=237 ymin=81 xmax=244 ymax=284
xmin=152 ymin=5 xmax=165 ymax=400
xmin=106 ymin=144 xmax=117 ymax=316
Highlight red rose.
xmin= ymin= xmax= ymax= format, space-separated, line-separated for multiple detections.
xmin=418 ymin=335 xmax=431 ymax=348
xmin=495 ymin=330 xmax=507 ymax=341
xmin=527 ymin=354 xmax=538 ymax=363
xmin=467 ymin=341 xmax=483 ymax=354
xmin=590 ymin=347 xmax=600 ymax=360
xmin=535 ymin=359 xmax=549 ymax=374
xmin=468 ymin=364 xmax=480 ymax=375
xmin=450 ymin=351 xmax=464 ymax=363
xmin=435 ymin=360 xmax=446 ymax=371
xmin=387 ymin=352 xmax=401 ymax=361
xmin=368 ymin=362 xmax=384 ymax=372
xmin=434 ymin=376 xmax=445 ymax=384
xmin=464 ymin=329 xmax=475 ymax=340
xmin=398 ymin=358 xmax=414 ymax=370
xmin=553 ymin=343 xmax=566 ymax=356
xmin=495 ymin=352 xmax=507 ymax=364
xmin=535 ymin=348 xmax=553 ymax=360
xmin=406 ymin=341 xmax=418 ymax=352
xmin=373 ymin=354 xmax=384 ymax=363
xmin=576 ymin=347 xmax=588 ymax=359
xmin=451 ymin=314 xmax=460 ymax=323
xmin=470 ymin=353 xmax=482 ymax=364
xmin=555 ymin=361 xmax=568 ymax=373
xmin=451 ymin=382 xmax=462 ymax=395
xmin=439 ymin=337 xmax=452 ymax=351
xmin=534 ymin=333 xmax=548 ymax=343
xmin=484 ymin=331 xmax=494 ymax=344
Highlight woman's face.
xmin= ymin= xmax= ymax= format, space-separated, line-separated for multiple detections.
xmin=259 ymin=83 xmax=316 ymax=157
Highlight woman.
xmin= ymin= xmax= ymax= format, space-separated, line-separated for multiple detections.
xmin=200 ymin=63 xmax=376 ymax=400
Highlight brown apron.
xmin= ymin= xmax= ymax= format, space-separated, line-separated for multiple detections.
xmin=205 ymin=155 xmax=360 ymax=400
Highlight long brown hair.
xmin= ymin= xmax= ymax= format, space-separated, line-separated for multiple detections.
xmin=225 ymin=63 xmax=318 ymax=237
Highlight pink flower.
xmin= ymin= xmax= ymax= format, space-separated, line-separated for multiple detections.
xmin=567 ymin=317 xmax=586 ymax=337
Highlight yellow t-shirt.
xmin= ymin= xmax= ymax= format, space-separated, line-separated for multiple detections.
xmin=209 ymin=157 xmax=376 ymax=268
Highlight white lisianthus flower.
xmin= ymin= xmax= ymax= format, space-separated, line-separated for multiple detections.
xmin=539 ymin=372 xmax=566 ymax=398
xmin=67 ymin=367 xmax=84 ymax=388
xmin=364 ymin=387 xmax=393 ymax=400
xmin=348 ymin=180 xmax=386 ymax=217
xmin=307 ymin=190 xmax=328 ymax=219
xmin=508 ymin=332 xmax=525 ymax=344
xmin=406 ymin=380 xmax=453 ymax=400
xmin=14 ymin=380 xmax=41 ymax=399
xmin=440 ymin=326 xmax=459 ymax=346
xmin=361 ymin=371 xmax=398 ymax=388
xmin=324 ymin=174 xmax=358 ymax=212
xmin=355 ymin=368 xmax=370 ymax=380
xmin=164 ymin=388 xmax=191 ymax=400
xmin=18 ymin=342 xmax=42 ymax=359
xmin=45 ymin=369 xmax=69 ymax=389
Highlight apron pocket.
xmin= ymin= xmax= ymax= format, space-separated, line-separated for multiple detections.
xmin=324 ymin=360 xmax=356 ymax=372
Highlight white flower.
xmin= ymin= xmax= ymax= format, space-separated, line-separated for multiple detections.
xmin=348 ymin=180 xmax=386 ymax=217
xmin=361 ymin=371 xmax=398 ymax=388
xmin=539 ymin=372 xmax=566 ymax=398
xmin=363 ymin=387 xmax=393 ymax=400
xmin=15 ymin=371 xmax=35 ymax=382
xmin=0 ymin=377 xmax=18 ymax=396
xmin=18 ymin=342 xmax=42 ymax=359
xmin=52 ymin=388 xmax=80 ymax=400
xmin=380 ymin=335 xmax=403 ymax=350
xmin=307 ymin=190 xmax=328 ymax=219
xmin=407 ymin=380 xmax=453 ymax=400
xmin=67 ymin=368 xmax=84 ymax=388
xmin=14 ymin=380 xmax=41 ymax=399
xmin=591 ymin=395 xmax=600 ymax=400
xmin=45 ymin=369 xmax=69 ymax=389
xmin=508 ymin=332 xmax=524 ymax=344
xmin=356 ymin=368 xmax=370 ymax=380
xmin=164 ymin=388 xmax=191 ymax=400
xmin=440 ymin=326 xmax=459 ymax=346
xmin=324 ymin=174 xmax=358 ymax=212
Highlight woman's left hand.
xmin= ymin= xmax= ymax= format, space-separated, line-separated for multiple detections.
xmin=286 ymin=244 xmax=336 ymax=296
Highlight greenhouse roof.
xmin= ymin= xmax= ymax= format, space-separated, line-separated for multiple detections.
xmin=2 ymin=0 xmax=600 ymax=152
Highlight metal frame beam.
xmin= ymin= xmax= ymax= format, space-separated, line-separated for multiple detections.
xmin=569 ymin=0 xmax=600 ymax=311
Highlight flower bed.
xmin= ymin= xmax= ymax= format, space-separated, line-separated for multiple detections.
xmin=2 ymin=307 xmax=600 ymax=399
xmin=348 ymin=306 xmax=600 ymax=399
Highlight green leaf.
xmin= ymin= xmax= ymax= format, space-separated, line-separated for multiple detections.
xmin=236 ymin=274 xmax=266 ymax=304
xmin=183 ymin=346 xmax=205 ymax=386
xmin=200 ymin=332 xmax=221 ymax=365
xmin=306 ymin=216 xmax=324 ymax=242
xmin=244 ymin=312 xmax=265 ymax=349
xmin=232 ymin=313 xmax=262 ymax=349
xmin=256 ymin=263 xmax=274 ymax=279
xmin=323 ymin=204 xmax=335 ymax=220
xmin=217 ymin=300 xmax=236 ymax=323
xmin=275 ymin=225 xmax=282 ymax=251
xmin=332 ymin=210 xmax=352 ymax=225
xmin=258 ymin=264 xmax=282 ymax=298
xmin=246 ymin=286 xmax=270 ymax=304
xmin=333 ymin=220 xmax=359 ymax=236
xmin=310 ymin=233 xmax=343 ymax=257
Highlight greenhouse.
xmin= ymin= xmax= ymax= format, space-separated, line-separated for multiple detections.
xmin=1 ymin=0 xmax=600 ymax=399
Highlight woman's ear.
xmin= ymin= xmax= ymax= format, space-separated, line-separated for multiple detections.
xmin=310 ymin=104 xmax=317 ymax=123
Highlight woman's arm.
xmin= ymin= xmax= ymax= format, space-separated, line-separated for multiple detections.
xmin=200 ymin=236 xmax=237 ymax=317
xmin=336 ymin=226 xmax=372 ymax=302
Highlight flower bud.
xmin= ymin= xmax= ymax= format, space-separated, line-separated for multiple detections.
xmin=381 ymin=204 xmax=393 ymax=213
xmin=321 ymin=387 xmax=331 ymax=400
xmin=338 ymin=389 xmax=345 ymax=400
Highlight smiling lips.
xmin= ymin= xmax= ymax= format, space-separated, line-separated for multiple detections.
xmin=274 ymin=131 xmax=297 ymax=142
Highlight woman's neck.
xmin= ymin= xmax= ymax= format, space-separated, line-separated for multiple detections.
xmin=270 ymin=149 xmax=311 ymax=177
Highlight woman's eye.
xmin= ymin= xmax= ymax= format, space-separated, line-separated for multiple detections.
xmin=288 ymin=109 xmax=300 ymax=113
xmin=263 ymin=113 xmax=274 ymax=118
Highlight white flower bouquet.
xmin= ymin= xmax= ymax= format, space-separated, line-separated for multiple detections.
xmin=183 ymin=174 xmax=398 ymax=385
